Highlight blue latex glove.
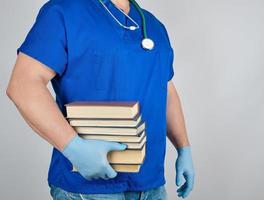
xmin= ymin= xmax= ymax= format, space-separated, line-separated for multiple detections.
xmin=175 ymin=146 xmax=195 ymax=198
xmin=62 ymin=135 xmax=127 ymax=180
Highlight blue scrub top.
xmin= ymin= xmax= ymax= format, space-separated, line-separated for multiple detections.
xmin=18 ymin=0 xmax=174 ymax=194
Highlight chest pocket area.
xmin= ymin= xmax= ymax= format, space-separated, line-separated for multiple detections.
xmin=85 ymin=50 xmax=120 ymax=91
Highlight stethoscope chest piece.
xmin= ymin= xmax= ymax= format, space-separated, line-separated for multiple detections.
xmin=142 ymin=38 xmax=155 ymax=50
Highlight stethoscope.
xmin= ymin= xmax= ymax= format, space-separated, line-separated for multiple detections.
xmin=98 ymin=0 xmax=155 ymax=50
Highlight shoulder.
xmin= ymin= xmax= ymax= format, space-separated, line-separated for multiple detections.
xmin=37 ymin=0 xmax=88 ymax=16
xmin=142 ymin=8 xmax=172 ymax=45
xmin=40 ymin=0 xmax=86 ymax=8
xmin=142 ymin=8 xmax=167 ymax=30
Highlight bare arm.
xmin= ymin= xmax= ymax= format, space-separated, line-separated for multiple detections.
xmin=6 ymin=52 xmax=77 ymax=151
xmin=166 ymin=81 xmax=190 ymax=148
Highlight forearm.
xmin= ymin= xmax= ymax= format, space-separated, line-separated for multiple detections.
xmin=15 ymin=103 xmax=55 ymax=145
xmin=166 ymin=81 xmax=190 ymax=148
xmin=167 ymin=83 xmax=195 ymax=198
xmin=7 ymin=79 xmax=76 ymax=151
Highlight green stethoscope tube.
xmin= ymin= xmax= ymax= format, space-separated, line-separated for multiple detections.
xmin=128 ymin=0 xmax=154 ymax=50
xmin=129 ymin=0 xmax=147 ymax=39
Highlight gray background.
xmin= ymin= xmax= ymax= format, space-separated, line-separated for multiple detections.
xmin=1 ymin=0 xmax=263 ymax=199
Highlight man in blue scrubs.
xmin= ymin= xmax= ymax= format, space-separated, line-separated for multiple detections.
xmin=6 ymin=0 xmax=195 ymax=199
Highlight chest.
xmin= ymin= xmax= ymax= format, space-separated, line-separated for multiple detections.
xmin=60 ymin=3 xmax=172 ymax=95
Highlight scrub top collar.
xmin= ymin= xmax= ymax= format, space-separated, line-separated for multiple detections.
xmin=99 ymin=0 xmax=142 ymax=28
xmin=100 ymin=0 xmax=110 ymax=3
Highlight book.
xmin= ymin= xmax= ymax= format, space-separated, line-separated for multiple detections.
xmin=72 ymin=145 xmax=146 ymax=172
xmin=65 ymin=101 xmax=139 ymax=119
xmin=79 ymin=130 xmax=146 ymax=143
xmin=107 ymin=144 xmax=146 ymax=164
xmin=110 ymin=164 xmax=141 ymax=172
xmin=73 ymin=121 xmax=145 ymax=136
xmin=81 ymin=135 xmax=146 ymax=150
xmin=68 ymin=114 xmax=142 ymax=127
xmin=72 ymin=163 xmax=142 ymax=173
xmin=120 ymin=136 xmax=146 ymax=149
xmin=65 ymin=101 xmax=147 ymax=173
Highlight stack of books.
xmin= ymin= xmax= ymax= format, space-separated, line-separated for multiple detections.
xmin=65 ymin=101 xmax=146 ymax=172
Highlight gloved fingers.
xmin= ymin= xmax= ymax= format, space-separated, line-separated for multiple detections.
xmin=101 ymin=173 xmax=110 ymax=180
xmin=177 ymin=182 xmax=187 ymax=197
xmin=178 ymin=172 xmax=194 ymax=198
xmin=83 ymin=175 xmax=93 ymax=181
xmin=91 ymin=176 xmax=100 ymax=180
xmin=107 ymin=142 xmax=127 ymax=152
xmin=178 ymin=191 xmax=185 ymax=198
xmin=176 ymin=169 xmax=184 ymax=186
xmin=177 ymin=182 xmax=186 ymax=193
xmin=81 ymin=169 xmax=103 ymax=181
xmin=181 ymin=186 xmax=191 ymax=199
xmin=79 ymin=169 xmax=92 ymax=181
xmin=91 ymin=167 xmax=109 ymax=180
xmin=104 ymin=163 xmax=118 ymax=179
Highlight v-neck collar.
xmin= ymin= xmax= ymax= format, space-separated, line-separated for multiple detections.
xmin=93 ymin=0 xmax=143 ymax=43
xmin=101 ymin=0 xmax=141 ymax=27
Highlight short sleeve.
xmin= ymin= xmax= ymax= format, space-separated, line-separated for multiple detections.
xmin=17 ymin=2 xmax=67 ymax=76
xmin=167 ymin=48 xmax=175 ymax=81
xmin=160 ymin=23 xmax=175 ymax=81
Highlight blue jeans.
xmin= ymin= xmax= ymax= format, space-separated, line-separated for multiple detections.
xmin=50 ymin=184 xmax=167 ymax=200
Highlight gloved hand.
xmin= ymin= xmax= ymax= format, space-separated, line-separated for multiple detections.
xmin=175 ymin=146 xmax=195 ymax=198
xmin=62 ymin=135 xmax=127 ymax=181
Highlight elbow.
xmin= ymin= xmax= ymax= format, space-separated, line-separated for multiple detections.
xmin=6 ymin=80 xmax=21 ymax=103
xmin=7 ymin=78 xmax=44 ymax=103
xmin=6 ymin=83 xmax=16 ymax=101
xmin=6 ymin=88 xmax=11 ymax=99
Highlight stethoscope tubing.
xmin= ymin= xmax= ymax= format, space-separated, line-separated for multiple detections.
xmin=98 ymin=0 xmax=154 ymax=50
xmin=129 ymin=0 xmax=147 ymax=39
xmin=99 ymin=0 xmax=140 ymax=30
